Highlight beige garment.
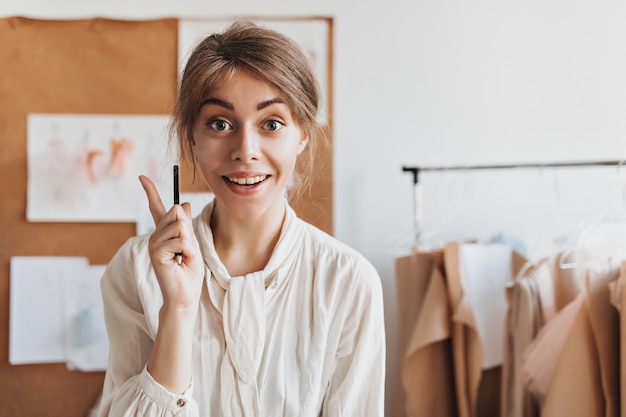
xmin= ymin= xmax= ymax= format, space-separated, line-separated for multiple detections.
xmin=443 ymin=242 xmax=483 ymax=417
xmin=521 ymin=249 xmax=606 ymax=410
xmin=584 ymin=265 xmax=620 ymax=417
xmin=399 ymin=251 xmax=458 ymax=417
xmin=395 ymin=251 xmax=441 ymax=353
xmin=500 ymin=258 xmax=556 ymax=417
xmin=523 ymin=259 xmax=620 ymax=417
xmin=546 ymin=247 xmax=625 ymax=417
xmin=522 ymin=292 xmax=585 ymax=405
xmin=442 ymin=243 xmax=526 ymax=417
xmin=539 ymin=292 xmax=603 ymax=417
xmin=392 ymin=251 xmax=445 ymax=417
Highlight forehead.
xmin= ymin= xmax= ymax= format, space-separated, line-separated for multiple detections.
xmin=199 ymin=70 xmax=292 ymax=115
xmin=203 ymin=68 xmax=279 ymax=98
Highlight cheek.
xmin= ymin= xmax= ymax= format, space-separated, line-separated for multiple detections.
xmin=279 ymin=151 xmax=301 ymax=178
xmin=268 ymin=142 xmax=300 ymax=167
xmin=192 ymin=143 xmax=221 ymax=172
xmin=193 ymin=137 xmax=223 ymax=157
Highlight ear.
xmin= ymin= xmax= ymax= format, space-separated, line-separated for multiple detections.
xmin=297 ymin=133 xmax=309 ymax=155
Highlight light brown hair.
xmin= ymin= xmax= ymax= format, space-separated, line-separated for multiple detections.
xmin=170 ymin=20 xmax=327 ymax=199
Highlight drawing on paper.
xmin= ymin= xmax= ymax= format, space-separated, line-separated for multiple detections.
xmin=27 ymin=114 xmax=175 ymax=222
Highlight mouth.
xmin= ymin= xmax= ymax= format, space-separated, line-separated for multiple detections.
xmin=225 ymin=175 xmax=268 ymax=186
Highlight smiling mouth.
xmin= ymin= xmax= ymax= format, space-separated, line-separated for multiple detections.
xmin=226 ymin=175 xmax=268 ymax=186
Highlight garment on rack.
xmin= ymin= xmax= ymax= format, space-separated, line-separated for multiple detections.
xmin=500 ymin=257 xmax=557 ymax=417
xmin=395 ymin=251 xmax=440 ymax=359
xmin=442 ymin=242 xmax=483 ymax=417
xmin=585 ymin=263 xmax=620 ymax=417
xmin=541 ymin=264 xmax=619 ymax=417
xmin=522 ymin=247 xmax=624 ymax=417
xmin=398 ymin=249 xmax=457 ymax=417
xmin=522 ymin=290 xmax=584 ymax=407
xmin=519 ymin=248 xmax=598 ymax=408
xmin=460 ymin=243 xmax=518 ymax=369
xmin=443 ymin=242 xmax=527 ymax=417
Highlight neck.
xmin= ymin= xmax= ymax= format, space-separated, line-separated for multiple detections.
xmin=210 ymin=199 xmax=286 ymax=277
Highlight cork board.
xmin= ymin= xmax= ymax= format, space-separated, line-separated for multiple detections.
xmin=0 ymin=17 xmax=177 ymax=417
xmin=0 ymin=16 xmax=332 ymax=417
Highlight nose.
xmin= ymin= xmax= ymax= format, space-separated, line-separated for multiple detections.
xmin=231 ymin=126 xmax=260 ymax=162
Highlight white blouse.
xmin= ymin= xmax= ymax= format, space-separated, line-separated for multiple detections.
xmin=98 ymin=201 xmax=386 ymax=417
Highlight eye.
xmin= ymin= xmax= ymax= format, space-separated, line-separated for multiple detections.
xmin=264 ymin=119 xmax=284 ymax=132
xmin=209 ymin=119 xmax=233 ymax=132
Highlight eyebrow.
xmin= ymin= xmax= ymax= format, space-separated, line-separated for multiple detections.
xmin=257 ymin=98 xmax=285 ymax=110
xmin=199 ymin=97 xmax=285 ymax=111
xmin=199 ymin=97 xmax=234 ymax=110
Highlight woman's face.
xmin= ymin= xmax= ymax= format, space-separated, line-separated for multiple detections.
xmin=191 ymin=70 xmax=308 ymax=221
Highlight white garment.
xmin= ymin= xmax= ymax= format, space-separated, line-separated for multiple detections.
xmin=98 ymin=201 xmax=386 ymax=417
xmin=459 ymin=243 xmax=513 ymax=369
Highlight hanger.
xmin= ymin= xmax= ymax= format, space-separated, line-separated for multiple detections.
xmin=417 ymin=168 xmax=500 ymax=249
xmin=559 ymin=162 xmax=626 ymax=269
xmin=526 ymin=168 xmax=587 ymax=262
xmin=388 ymin=168 xmax=476 ymax=255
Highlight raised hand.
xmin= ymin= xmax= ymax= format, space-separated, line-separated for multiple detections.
xmin=138 ymin=175 xmax=204 ymax=312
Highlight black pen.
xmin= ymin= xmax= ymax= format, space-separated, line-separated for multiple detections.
xmin=174 ymin=165 xmax=182 ymax=265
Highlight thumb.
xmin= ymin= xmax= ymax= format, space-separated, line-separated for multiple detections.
xmin=139 ymin=175 xmax=166 ymax=226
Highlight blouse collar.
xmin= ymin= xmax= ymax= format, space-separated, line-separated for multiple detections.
xmin=193 ymin=198 xmax=304 ymax=290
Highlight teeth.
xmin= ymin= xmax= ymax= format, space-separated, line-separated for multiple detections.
xmin=228 ymin=175 xmax=267 ymax=185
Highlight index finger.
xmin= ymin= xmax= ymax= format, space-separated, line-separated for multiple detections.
xmin=138 ymin=175 xmax=167 ymax=226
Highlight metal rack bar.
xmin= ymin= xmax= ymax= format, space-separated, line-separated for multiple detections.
xmin=402 ymin=159 xmax=625 ymax=185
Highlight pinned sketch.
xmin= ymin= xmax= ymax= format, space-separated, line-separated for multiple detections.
xmin=178 ymin=18 xmax=330 ymax=124
xmin=27 ymin=114 xmax=175 ymax=222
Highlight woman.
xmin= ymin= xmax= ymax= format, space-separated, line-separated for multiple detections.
xmin=98 ymin=20 xmax=385 ymax=416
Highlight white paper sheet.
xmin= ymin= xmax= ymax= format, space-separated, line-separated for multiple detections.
xmin=9 ymin=256 xmax=89 ymax=365
xmin=10 ymin=257 xmax=109 ymax=371
xmin=459 ymin=243 xmax=513 ymax=369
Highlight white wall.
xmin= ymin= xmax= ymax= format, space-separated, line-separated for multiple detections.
xmin=333 ymin=3 xmax=626 ymax=415
xmin=5 ymin=1 xmax=626 ymax=416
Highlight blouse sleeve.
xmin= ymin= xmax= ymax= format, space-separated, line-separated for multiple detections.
xmin=97 ymin=238 xmax=200 ymax=417
xmin=321 ymin=259 xmax=386 ymax=417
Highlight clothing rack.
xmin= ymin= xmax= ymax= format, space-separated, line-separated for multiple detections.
xmin=401 ymin=159 xmax=626 ymax=244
